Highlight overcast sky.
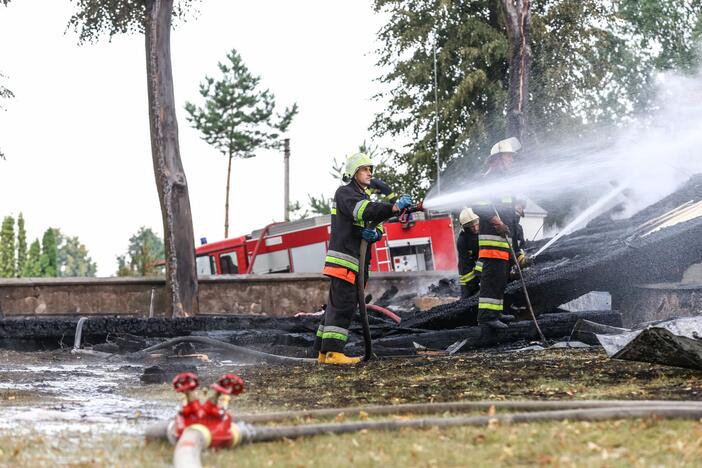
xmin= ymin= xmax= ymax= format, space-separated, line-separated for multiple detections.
xmin=0 ymin=1 xmax=390 ymax=276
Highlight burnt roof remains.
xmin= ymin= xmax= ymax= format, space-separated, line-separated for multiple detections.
xmin=404 ymin=175 xmax=702 ymax=330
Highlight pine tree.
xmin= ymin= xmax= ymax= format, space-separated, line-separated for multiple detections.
xmin=16 ymin=213 xmax=27 ymax=277
xmin=185 ymin=49 xmax=298 ymax=238
xmin=39 ymin=228 xmax=58 ymax=277
xmin=23 ymin=240 xmax=42 ymax=277
xmin=0 ymin=216 xmax=16 ymax=277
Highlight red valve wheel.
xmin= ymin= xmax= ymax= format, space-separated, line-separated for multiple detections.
xmin=172 ymin=372 xmax=199 ymax=393
xmin=217 ymin=374 xmax=245 ymax=396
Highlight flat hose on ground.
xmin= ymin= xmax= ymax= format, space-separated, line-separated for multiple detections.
xmin=357 ymin=238 xmax=374 ymax=361
xmin=242 ymin=406 xmax=702 ymax=442
xmin=135 ymin=336 xmax=315 ymax=364
xmin=232 ymin=399 xmax=702 ymax=423
xmin=145 ymin=400 xmax=702 ymax=467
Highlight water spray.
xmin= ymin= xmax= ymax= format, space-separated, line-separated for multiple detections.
xmin=532 ymin=184 xmax=628 ymax=258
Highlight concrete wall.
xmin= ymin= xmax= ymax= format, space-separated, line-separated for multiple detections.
xmin=0 ymin=271 xmax=450 ymax=318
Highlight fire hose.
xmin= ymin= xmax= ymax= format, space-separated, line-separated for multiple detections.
xmin=144 ymin=376 xmax=702 ymax=468
xmin=357 ymin=202 xmax=424 ymax=361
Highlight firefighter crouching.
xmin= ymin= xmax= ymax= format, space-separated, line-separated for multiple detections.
xmin=472 ymin=137 xmax=521 ymax=329
xmin=456 ymin=207 xmax=481 ymax=298
xmin=313 ymin=152 xmax=412 ymax=365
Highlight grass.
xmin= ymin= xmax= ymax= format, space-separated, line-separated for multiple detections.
xmin=3 ymin=419 xmax=702 ymax=467
xmin=3 ymin=347 xmax=702 ymax=466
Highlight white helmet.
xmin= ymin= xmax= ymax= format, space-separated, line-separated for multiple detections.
xmin=490 ymin=137 xmax=521 ymax=157
xmin=459 ymin=207 xmax=479 ymax=226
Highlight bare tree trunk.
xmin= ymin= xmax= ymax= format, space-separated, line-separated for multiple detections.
xmin=500 ymin=0 xmax=532 ymax=143
xmin=145 ymin=0 xmax=198 ymax=318
xmin=224 ymin=154 xmax=233 ymax=238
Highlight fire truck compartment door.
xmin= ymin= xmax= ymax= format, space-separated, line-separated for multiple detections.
xmin=387 ymin=237 xmax=431 ymax=247
xmin=250 ymin=250 xmax=291 ymax=274
xmin=290 ymin=242 xmax=327 ymax=273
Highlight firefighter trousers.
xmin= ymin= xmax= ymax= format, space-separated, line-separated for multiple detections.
xmin=477 ymin=257 xmax=509 ymax=322
xmin=313 ymin=277 xmax=358 ymax=354
xmin=461 ymin=282 xmax=480 ymax=299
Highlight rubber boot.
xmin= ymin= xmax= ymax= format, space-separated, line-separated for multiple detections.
xmin=499 ymin=313 xmax=516 ymax=322
xmin=318 ymin=352 xmax=326 ymax=364
xmin=323 ymin=352 xmax=361 ymax=365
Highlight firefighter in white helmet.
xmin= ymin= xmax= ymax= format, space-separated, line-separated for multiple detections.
xmin=471 ymin=137 xmax=522 ymax=329
xmin=313 ymin=152 xmax=413 ymax=365
xmin=456 ymin=207 xmax=482 ymax=298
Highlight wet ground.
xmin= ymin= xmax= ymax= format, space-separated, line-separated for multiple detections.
xmin=1 ymin=346 xmax=701 ymax=465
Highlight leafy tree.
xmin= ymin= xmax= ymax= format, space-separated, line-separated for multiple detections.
xmin=23 ymin=239 xmax=42 ymax=277
xmin=116 ymin=227 xmax=165 ymax=277
xmin=371 ymin=0 xmax=702 ymax=200
xmin=55 ymin=229 xmax=97 ymax=277
xmin=67 ymin=0 xmax=200 ymax=316
xmin=16 ymin=212 xmax=26 ymax=276
xmin=185 ymin=49 xmax=298 ymax=238
xmin=0 ymin=216 xmax=15 ymax=277
xmin=39 ymin=228 xmax=58 ymax=277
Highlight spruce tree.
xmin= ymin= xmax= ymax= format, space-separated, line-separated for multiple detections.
xmin=0 ymin=216 xmax=16 ymax=277
xmin=39 ymin=228 xmax=58 ymax=277
xmin=185 ymin=49 xmax=298 ymax=238
xmin=23 ymin=240 xmax=42 ymax=277
xmin=16 ymin=213 xmax=27 ymax=277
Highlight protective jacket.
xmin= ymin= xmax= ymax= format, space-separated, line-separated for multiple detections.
xmin=323 ymin=182 xmax=394 ymax=284
xmin=472 ymin=171 xmax=517 ymax=261
xmin=456 ymin=230 xmax=479 ymax=285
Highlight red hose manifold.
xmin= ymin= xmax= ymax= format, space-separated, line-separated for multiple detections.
xmin=171 ymin=372 xmax=245 ymax=448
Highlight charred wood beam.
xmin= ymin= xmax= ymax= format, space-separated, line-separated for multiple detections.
xmin=0 ymin=316 xmax=319 ymax=343
xmin=351 ymin=311 xmax=621 ymax=354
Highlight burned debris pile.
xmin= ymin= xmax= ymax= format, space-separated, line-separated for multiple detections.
xmin=402 ymin=175 xmax=702 ymax=330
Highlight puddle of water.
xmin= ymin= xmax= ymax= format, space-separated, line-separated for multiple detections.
xmin=0 ymin=362 xmax=174 ymax=436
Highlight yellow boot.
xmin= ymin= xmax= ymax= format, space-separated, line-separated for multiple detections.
xmin=323 ymin=352 xmax=361 ymax=365
xmin=318 ymin=352 xmax=326 ymax=364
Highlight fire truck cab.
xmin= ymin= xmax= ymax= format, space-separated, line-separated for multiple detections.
xmin=195 ymin=212 xmax=458 ymax=276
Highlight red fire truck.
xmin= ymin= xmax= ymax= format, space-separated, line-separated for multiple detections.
xmin=195 ymin=212 xmax=458 ymax=276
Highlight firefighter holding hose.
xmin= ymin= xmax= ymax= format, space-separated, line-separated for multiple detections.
xmin=313 ymin=152 xmax=412 ymax=365
xmin=472 ymin=138 xmax=522 ymax=329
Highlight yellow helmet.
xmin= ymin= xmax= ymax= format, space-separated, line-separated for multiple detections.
xmin=459 ymin=207 xmax=479 ymax=226
xmin=343 ymin=152 xmax=373 ymax=181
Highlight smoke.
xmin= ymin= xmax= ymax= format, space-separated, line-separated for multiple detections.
xmin=423 ymin=66 xmax=702 ymax=227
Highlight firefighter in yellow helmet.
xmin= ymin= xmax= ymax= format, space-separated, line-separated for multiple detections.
xmin=313 ymin=152 xmax=413 ymax=364
xmin=456 ymin=207 xmax=481 ymax=298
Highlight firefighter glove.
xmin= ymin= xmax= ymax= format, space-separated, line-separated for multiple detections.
xmin=395 ymin=194 xmax=413 ymax=211
xmin=361 ymin=227 xmax=382 ymax=243
xmin=493 ymin=221 xmax=511 ymax=237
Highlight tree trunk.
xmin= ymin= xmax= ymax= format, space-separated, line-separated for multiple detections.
xmin=225 ymin=154 xmax=233 ymax=238
xmin=500 ymin=0 xmax=532 ymax=143
xmin=144 ymin=0 xmax=198 ymax=318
